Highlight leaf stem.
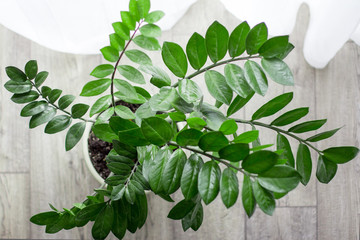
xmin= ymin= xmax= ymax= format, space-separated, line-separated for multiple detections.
xmin=171 ymin=55 xmax=261 ymax=88
xmin=232 ymin=118 xmax=322 ymax=154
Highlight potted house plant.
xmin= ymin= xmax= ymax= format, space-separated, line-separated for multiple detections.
xmin=3 ymin=0 xmax=359 ymax=239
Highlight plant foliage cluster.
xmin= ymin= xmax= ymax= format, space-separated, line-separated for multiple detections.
xmin=3 ymin=0 xmax=358 ymax=239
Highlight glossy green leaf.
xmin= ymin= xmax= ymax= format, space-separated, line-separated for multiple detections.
xmin=276 ymin=43 xmax=295 ymax=60
xmin=109 ymin=33 xmax=125 ymax=51
xmin=176 ymin=129 xmax=203 ymax=146
xmin=90 ymin=64 xmax=114 ymax=78
xmin=316 ymin=155 xmax=337 ymax=183
xmin=288 ymin=119 xmax=327 ymax=133
xmin=34 ymin=71 xmax=49 ymax=87
xmin=45 ymin=115 xmax=72 ymax=134
xmin=111 ymin=200 xmax=127 ymax=239
xmin=219 ymin=143 xmax=249 ymax=162
xmin=112 ymin=140 xmax=137 ymax=159
xmin=205 ymin=21 xmax=229 ymax=63
xmin=4 ymin=80 xmax=32 ymax=94
xmin=162 ymin=149 xmax=187 ymax=194
xmin=198 ymin=131 xmax=229 ymax=152
xmin=149 ymin=87 xmax=178 ymax=111
xmin=29 ymin=106 xmax=56 ymax=128
xmin=65 ymin=122 xmax=86 ymax=151
xmin=245 ymin=22 xmax=268 ymax=55
xmin=57 ymin=95 xmax=75 ymax=110
xmin=227 ymin=92 xmax=255 ymax=117
xmin=71 ymin=104 xmax=89 ymax=118
xmin=270 ymin=107 xmax=309 ymax=126
xmin=80 ymin=79 xmax=111 ymax=97
xmin=162 ymin=41 xmax=188 ymax=78
xmin=258 ymin=36 xmax=289 ymax=58
xmin=140 ymin=65 xmax=171 ymax=87
xmin=224 ymin=64 xmax=253 ymax=98
xmin=181 ymin=154 xmax=203 ymax=200
xmin=178 ymin=79 xmax=202 ymax=103
xmin=186 ymin=117 xmax=206 ymax=130
xmin=242 ymin=175 xmax=256 ymax=218
xmin=141 ymin=117 xmax=174 ymax=145
xmin=182 ymin=201 xmax=203 ymax=231
xmin=296 ymin=144 xmax=312 ymax=185
xmin=30 ymin=211 xmax=59 ymax=226
xmin=5 ymin=66 xmax=27 ymax=82
xmin=200 ymin=103 xmax=227 ymax=130
xmin=258 ymin=165 xmax=300 ymax=193
xmin=112 ymin=22 xmax=130 ymax=40
xmin=41 ymin=86 xmax=51 ymax=98
xmin=322 ymin=146 xmax=359 ymax=164
xmin=25 ymin=60 xmax=38 ymax=80
xmin=110 ymin=118 xmax=148 ymax=146
xmin=117 ymin=65 xmax=145 ymax=84
xmin=140 ymin=24 xmax=161 ymax=38
xmin=244 ymin=60 xmax=268 ymax=96
xmin=113 ymin=79 xmax=142 ymax=102
xmin=261 ymin=58 xmax=294 ymax=86
xmin=169 ymin=111 xmax=186 ymax=122
xmin=100 ymin=46 xmax=119 ymax=62
xmin=220 ymin=168 xmax=239 ymax=208
xmin=219 ymin=119 xmax=238 ymax=135
xmin=251 ymin=144 xmax=273 ymax=151
xmin=132 ymin=0 xmax=150 ymax=19
xmin=148 ymin=147 xmax=172 ymax=193
xmin=205 ymin=70 xmax=233 ymax=105
xmin=20 ymin=101 xmax=47 ymax=117
xmin=133 ymin=35 xmax=161 ymax=51
xmin=134 ymin=86 xmax=151 ymax=100
xmin=124 ymin=186 xmax=136 ymax=204
xmin=186 ymin=32 xmax=207 ymax=70
xmin=252 ymin=180 xmax=275 ymax=216
xmin=277 ymin=133 xmax=295 ymax=167
xmin=48 ymin=89 xmax=62 ymax=103
xmin=111 ymin=184 xmax=126 ymax=201
xmin=252 ymin=92 xmax=293 ymax=120
xmin=121 ymin=11 xmax=136 ymax=30
xmin=198 ymin=161 xmax=221 ymax=205
xmin=114 ymin=105 xmax=135 ymax=119
xmin=89 ymin=95 xmax=112 ymax=117
xmin=125 ymin=49 xmax=152 ymax=65
xmin=11 ymin=90 xmax=39 ymax=104
xmin=233 ymin=130 xmax=259 ymax=144
xmin=228 ymin=21 xmax=250 ymax=57
xmin=306 ymin=128 xmax=341 ymax=142
xmin=144 ymin=10 xmax=165 ymax=23
xmin=92 ymin=204 xmax=113 ymax=240
xmin=168 ymin=199 xmax=196 ymax=220
xmin=242 ymin=150 xmax=278 ymax=174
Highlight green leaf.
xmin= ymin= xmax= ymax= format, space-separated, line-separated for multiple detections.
xmin=220 ymin=168 xmax=239 ymax=208
xmin=227 ymin=92 xmax=255 ymax=117
xmin=296 ymin=144 xmax=312 ymax=185
xmin=322 ymin=146 xmax=359 ymax=164
xmin=112 ymin=22 xmax=130 ymax=40
xmin=29 ymin=106 xmax=56 ymax=128
xmin=75 ymin=202 xmax=106 ymax=223
xmin=30 ymin=211 xmax=59 ymax=226
xmin=252 ymin=180 xmax=275 ymax=216
xmin=111 ymin=200 xmax=127 ymax=239
xmin=205 ymin=21 xmax=229 ymax=63
xmin=271 ymin=107 xmax=309 ymax=126
xmin=90 ymin=64 xmax=114 ymax=78
xmin=140 ymin=24 xmax=161 ymax=38
xmin=145 ymin=10 xmax=165 ymax=23
xmin=134 ymin=0 xmax=150 ymax=19
xmin=198 ymin=131 xmax=229 ymax=152
xmin=109 ymin=117 xmax=148 ymax=146
xmin=205 ymin=70 xmax=233 ymax=105
xmin=113 ymin=79 xmax=144 ymax=104
xmin=186 ymin=32 xmax=207 ymax=70
xmin=5 ymin=66 xmax=27 ymax=82
xmin=252 ymin=92 xmax=293 ymax=120
xmin=244 ymin=60 xmax=268 ymax=96
xmin=71 ymin=103 xmax=89 ymax=118
xmin=149 ymin=87 xmax=178 ymax=111
xmin=121 ymin=11 xmax=136 ymax=30
xmin=242 ymin=150 xmax=278 ymax=174
xmin=41 ymin=86 xmax=51 ymax=98
xmin=4 ymin=80 xmax=32 ymax=94
xmin=80 ymin=79 xmax=111 ymax=97
xmin=133 ymin=35 xmax=161 ymax=51
xmin=57 ymin=95 xmax=75 ymax=110
xmin=198 ymin=161 xmax=221 ymax=205
xmin=228 ymin=21 xmax=250 ymax=57
xmin=92 ymin=124 xmax=118 ymax=143
xmin=162 ymin=149 xmax=187 ymax=194
xmin=92 ymin=204 xmax=113 ymax=240
xmin=258 ymin=165 xmax=300 ymax=193
xmin=233 ymin=130 xmax=259 ymax=144
xmin=134 ymin=86 xmax=151 ymax=100
xmin=34 ymin=71 xmax=49 ymax=87
xmin=261 ymin=58 xmax=294 ymax=86
xmin=277 ymin=133 xmax=295 ymax=167
xmin=141 ymin=117 xmax=174 ymax=145
xmin=169 ymin=111 xmax=186 ymax=122
xmin=219 ymin=119 xmax=238 ymax=135
xmin=246 ymin=22 xmax=268 ymax=55
xmin=219 ymin=143 xmax=249 ymax=162
xmin=90 ymin=95 xmax=112 ymax=117
xmin=168 ymin=199 xmax=196 ymax=220
xmin=114 ymin=105 xmax=135 ymax=119
xmin=181 ymin=154 xmax=203 ymax=200
xmin=200 ymin=103 xmax=227 ymax=130
xmin=242 ymin=175 xmax=256 ymax=218
xmin=125 ymin=49 xmax=152 ymax=65
xmin=124 ymin=186 xmax=135 ymax=205
xmin=186 ymin=117 xmax=207 ymax=130
xmin=178 ymin=79 xmax=202 ymax=103
xmin=117 ymin=65 xmax=145 ymax=84
xmin=109 ymin=33 xmax=125 ymax=51
xmin=176 ymin=129 xmax=203 ymax=146
xmin=148 ymin=147 xmax=172 ymax=193
xmin=113 ymin=140 xmax=137 ymax=159
xmin=45 ymin=115 xmax=72 ymax=134
xmin=140 ymin=65 xmax=171 ymax=87
xmin=224 ymin=64 xmax=253 ymax=98
xmin=100 ymin=46 xmax=119 ymax=62
xmin=20 ymin=101 xmax=48 ymax=117
xmin=25 ymin=60 xmax=38 ymax=80
xmin=251 ymin=144 xmax=274 ymax=151
xmin=182 ymin=202 xmax=203 ymax=231
xmin=65 ymin=122 xmax=86 ymax=151
xmin=316 ymin=155 xmax=338 ymax=183
xmin=258 ymin=36 xmax=289 ymax=58
xmin=162 ymin=41 xmax=188 ymax=78
xmin=288 ymin=119 xmax=327 ymax=133
xmin=11 ymin=90 xmax=39 ymax=104
xmin=111 ymin=184 xmax=126 ymax=201
xmin=48 ymin=90 xmax=62 ymax=104
xmin=276 ymin=43 xmax=294 ymax=60
xmin=45 ymin=213 xmax=67 ymax=233
xmin=306 ymin=128 xmax=341 ymax=142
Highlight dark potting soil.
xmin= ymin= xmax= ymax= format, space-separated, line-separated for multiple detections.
xmin=88 ymin=100 xmax=141 ymax=179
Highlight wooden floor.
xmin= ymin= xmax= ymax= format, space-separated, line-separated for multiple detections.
xmin=0 ymin=0 xmax=359 ymax=239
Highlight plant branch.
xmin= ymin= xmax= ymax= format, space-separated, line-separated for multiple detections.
xmin=171 ymin=55 xmax=261 ymax=88
xmin=232 ymin=118 xmax=322 ymax=154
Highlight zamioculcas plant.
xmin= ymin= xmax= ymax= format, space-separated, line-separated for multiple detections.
xmin=3 ymin=0 xmax=359 ymax=239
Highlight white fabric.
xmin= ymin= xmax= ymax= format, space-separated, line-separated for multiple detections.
xmin=0 ymin=0 xmax=359 ymax=68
